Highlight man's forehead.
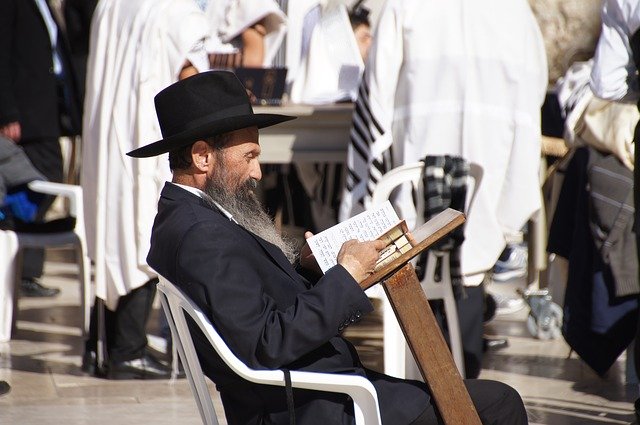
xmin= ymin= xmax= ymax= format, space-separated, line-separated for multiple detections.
xmin=223 ymin=126 xmax=258 ymax=143
xmin=217 ymin=127 xmax=260 ymax=152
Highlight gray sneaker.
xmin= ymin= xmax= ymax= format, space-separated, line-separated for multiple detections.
xmin=492 ymin=293 xmax=525 ymax=316
xmin=493 ymin=244 xmax=527 ymax=281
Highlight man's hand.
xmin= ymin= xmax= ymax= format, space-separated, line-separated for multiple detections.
xmin=0 ymin=121 xmax=21 ymax=142
xmin=337 ymin=239 xmax=387 ymax=283
xmin=299 ymin=231 xmax=321 ymax=274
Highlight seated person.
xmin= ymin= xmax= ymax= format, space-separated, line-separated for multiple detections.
xmin=130 ymin=71 xmax=528 ymax=425
xmin=0 ymin=135 xmax=45 ymax=229
xmin=0 ymin=135 xmax=73 ymax=296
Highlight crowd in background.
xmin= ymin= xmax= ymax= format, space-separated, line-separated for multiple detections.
xmin=2 ymin=0 xmax=640 ymax=418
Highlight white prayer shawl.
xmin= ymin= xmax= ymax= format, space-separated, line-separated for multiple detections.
xmin=289 ymin=4 xmax=364 ymax=104
xmin=205 ymin=0 xmax=287 ymax=67
xmin=284 ymin=0 xmax=322 ymax=86
xmin=82 ymin=0 xmax=209 ymax=310
xmin=339 ymin=0 xmax=548 ymax=280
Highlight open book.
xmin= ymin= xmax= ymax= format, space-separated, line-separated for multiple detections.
xmin=308 ymin=201 xmax=465 ymax=286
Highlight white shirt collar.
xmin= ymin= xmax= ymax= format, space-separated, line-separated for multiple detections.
xmin=170 ymin=182 xmax=237 ymax=223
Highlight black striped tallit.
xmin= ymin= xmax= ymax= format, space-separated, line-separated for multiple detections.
xmin=416 ymin=155 xmax=469 ymax=295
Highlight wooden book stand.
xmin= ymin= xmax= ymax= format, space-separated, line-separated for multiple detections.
xmin=359 ymin=208 xmax=482 ymax=425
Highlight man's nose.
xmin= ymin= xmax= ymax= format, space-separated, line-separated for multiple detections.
xmin=250 ymin=161 xmax=262 ymax=181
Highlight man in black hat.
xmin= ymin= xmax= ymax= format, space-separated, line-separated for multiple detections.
xmin=134 ymin=70 xmax=528 ymax=425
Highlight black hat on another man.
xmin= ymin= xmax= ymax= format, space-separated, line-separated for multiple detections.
xmin=127 ymin=71 xmax=295 ymax=158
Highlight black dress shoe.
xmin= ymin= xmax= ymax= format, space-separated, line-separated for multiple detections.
xmin=107 ymin=353 xmax=172 ymax=380
xmin=483 ymin=337 xmax=509 ymax=352
xmin=81 ymin=350 xmax=108 ymax=377
xmin=0 ymin=381 xmax=10 ymax=397
xmin=81 ymin=350 xmax=96 ymax=375
xmin=20 ymin=278 xmax=60 ymax=297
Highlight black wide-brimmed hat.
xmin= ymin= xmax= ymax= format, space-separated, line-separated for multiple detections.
xmin=127 ymin=71 xmax=295 ymax=158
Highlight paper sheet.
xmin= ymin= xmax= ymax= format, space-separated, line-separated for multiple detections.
xmin=308 ymin=201 xmax=400 ymax=273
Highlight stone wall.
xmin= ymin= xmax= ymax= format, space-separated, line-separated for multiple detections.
xmin=529 ymin=0 xmax=603 ymax=84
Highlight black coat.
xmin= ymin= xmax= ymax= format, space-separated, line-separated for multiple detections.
xmin=147 ymin=183 xmax=430 ymax=425
xmin=0 ymin=0 xmax=80 ymax=139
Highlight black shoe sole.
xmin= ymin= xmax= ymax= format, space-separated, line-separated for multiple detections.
xmin=107 ymin=370 xmax=172 ymax=380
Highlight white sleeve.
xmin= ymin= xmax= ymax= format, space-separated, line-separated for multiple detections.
xmin=215 ymin=0 xmax=287 ymax=66
xmin=163 ymin=0 xmax=211 ymax=76
xmin=590 ymin=0 xmax=638 ymax=101
xmin=186 ymin=37 xmax=210 ymax=72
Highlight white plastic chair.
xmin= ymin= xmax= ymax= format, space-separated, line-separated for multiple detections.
xmin=12 ymin=180 xmax=91 ymax=336
xmin=369 ymin=161 xmax=483 ymax=379
xmin=156 ymin=276 xmax=382 ymax=425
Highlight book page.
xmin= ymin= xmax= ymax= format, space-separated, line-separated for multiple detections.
xmin=308 ymin=201 xmax=400 ymax=273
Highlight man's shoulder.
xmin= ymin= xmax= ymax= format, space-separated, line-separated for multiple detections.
xmin=155 ymin=184 xmax=237 ymax=236
xmin=158 ymin=184 xmax=217 ymax=219
xmin=149 ymin=185 xmax=239 ymax=267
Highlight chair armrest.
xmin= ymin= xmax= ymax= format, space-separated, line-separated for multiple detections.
xmin=246 ymin=369 xmax=382 ymax=425
xmin=291 ymin=371 xmax=382 ymax=425
xmin=28 ymin=181 xmax=83 ymax=218
xmin=289 ymin=370 xmax=380 ymax=401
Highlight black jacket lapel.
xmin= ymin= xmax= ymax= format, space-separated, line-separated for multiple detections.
xmin=162 ymin=183 xmax=302 ymax=284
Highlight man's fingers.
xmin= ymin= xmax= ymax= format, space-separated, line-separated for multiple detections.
xmin=373 ymin=239 xmax=388 ymax=250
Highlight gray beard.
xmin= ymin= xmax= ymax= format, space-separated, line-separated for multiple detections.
xmin=203 ymin=174 xmax=298 ymax=264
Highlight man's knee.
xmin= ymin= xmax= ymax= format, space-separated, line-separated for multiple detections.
xmin=465 ymin=379 xmax=527 ymax=424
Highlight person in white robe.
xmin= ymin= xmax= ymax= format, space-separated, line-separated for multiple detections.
xmin=81 ymin=0 xmax=209 ymax=378
xmin=340 ymin=0 xmax=547 ymax=284
xmin=287 ymin=2 xmax=372 ymax=232
xmin=339 ymin=0 xmax=547 ymax=378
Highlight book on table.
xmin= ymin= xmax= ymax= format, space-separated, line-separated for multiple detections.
xmin=307 ymin=201 xmax=465 ymax=286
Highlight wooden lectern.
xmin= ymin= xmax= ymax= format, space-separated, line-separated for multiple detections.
xmin=360 ymin=208 xmax=482 ymax=425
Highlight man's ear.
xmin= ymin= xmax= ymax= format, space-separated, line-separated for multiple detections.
xmin=191 ymin=140 xmax=214 ymax=172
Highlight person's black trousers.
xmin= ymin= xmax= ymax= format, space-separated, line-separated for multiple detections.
xmin=86 ymin=278 xmax=158 ymax=363
xmin=18 ymin=137 xmax=63 ymax=279
xmin=432 ymin=284 xmax=484 ymax=379
xmin=410 ymin=379 xmax=528 ymax=425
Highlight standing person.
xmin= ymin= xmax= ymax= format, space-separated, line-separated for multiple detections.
xmin=339 ymin=0 xmax=548 ymax=378
xmin=0 ymin=0 xmax=82 ymax=297
xmin=133 ymin=69 xmax=528 ymax=425
xmin=81 ymin=0 xmax=210 ymax=379
xmin=589 ymin=0 xmax=640 ymax=418
xmin=63 ymin=0 xmax=99 ymax=103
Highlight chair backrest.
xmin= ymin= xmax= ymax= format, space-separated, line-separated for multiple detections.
xmin=370 ymin=160 xmax=483 ymax=377
xmin=370 ymin=161 xmax=483 ymax=222
xmin=18 ymin=181 xmax=86 ymax=247
xmin=157 ymin=276 xmax=383 ymax=425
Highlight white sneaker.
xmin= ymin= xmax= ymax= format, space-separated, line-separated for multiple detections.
xmin=492 ymin=293 xmax=526 ymax=316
